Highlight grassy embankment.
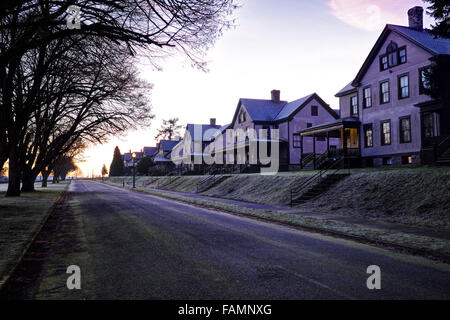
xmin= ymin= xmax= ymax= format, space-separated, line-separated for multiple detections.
xmin=107 ymin=167 xmax=450 ymax=230
xmin=0 ymin=182 xmax=69 ymax=289
xmin=103 ymin=167 xmax=450 ymax=259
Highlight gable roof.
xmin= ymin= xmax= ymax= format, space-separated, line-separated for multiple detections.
xmin=143 ymin=146 xmax=157 ymax=157
xmin=158 ymin=140 xmax=180 ymax=153
xmin=335 ymin=81 xmax=358 ymax=97
xmin=240 ymin=99 xmax=287 ymax=122
xmin=232 ymin=93 xmax=338 ymax=125
xmin=350 ymin=24 xmax=450 ymax=87
xmin=186 ymin=123 xmax=222 ymax=142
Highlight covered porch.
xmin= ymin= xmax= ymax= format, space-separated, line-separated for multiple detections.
xmin=298 ymin=117 xmax=361 ymax=170
xmin=415 ymin=100 xmax=450 ymax=164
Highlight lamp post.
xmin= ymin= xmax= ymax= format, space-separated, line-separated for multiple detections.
xmin=132 ymin=152 xmax=136 ymax=188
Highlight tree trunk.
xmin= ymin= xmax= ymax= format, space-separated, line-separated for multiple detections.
xmin=6 ymin=152 xmax=22 ymax=197
xmin=21 ymin=170 xmax=37 ymax=192
xmin=41 ymin=171 xmax=50 ymax=188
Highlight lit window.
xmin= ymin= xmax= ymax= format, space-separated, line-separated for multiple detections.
xmin=363 ymin=124 xmax=373 ymax=148
xmin=381 ymin=120 xmax=391 ymax=145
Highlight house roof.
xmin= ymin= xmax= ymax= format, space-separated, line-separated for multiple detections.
xmin=274 ymin=94 xmax=314 ymax=121
xmin=389 ymin=25 xmax=450 ymax=55
xmin=335 ymin=81 xmax=358 ymax=97
xmin=240 ymin=99 xmax=287 ymax=122
xmin=212 ymin=124 xmax=231 ymax=139
xmin=349 ymin=24 xmax=450 ymax=87
xmin=299 ymin=117 xmax=361 ymax=136
xmin=235 ymin=93 xmax=338 ymax=124
xmin=186 ymin=124 xmax=222 ymax=141
xmin=143 ymin=147 xmax=157 ymax=157
xmin=159 ymin=140 xmax=180 ymax=152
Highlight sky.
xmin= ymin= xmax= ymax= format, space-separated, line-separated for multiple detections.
xmin=78 ymin=0 xmax=433 ymax=177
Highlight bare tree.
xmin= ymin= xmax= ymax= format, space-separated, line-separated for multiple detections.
xmin=0 ymin=0 xmax=237 ymax=196
xmin=155 ymin=117 xmax=182 ymax=141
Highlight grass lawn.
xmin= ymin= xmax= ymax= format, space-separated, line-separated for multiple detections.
xmin=0 ymin=182 xmax=69 ymax=289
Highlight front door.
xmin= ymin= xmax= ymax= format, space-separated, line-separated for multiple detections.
xmin=422 ymin=112 xmax=441 ymax=147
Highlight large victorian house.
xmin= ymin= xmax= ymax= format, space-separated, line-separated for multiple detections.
xmin=300 ymin=6 xmax=450 ymax=167
xmin=211 ymin=90 xmax=340 ymax=172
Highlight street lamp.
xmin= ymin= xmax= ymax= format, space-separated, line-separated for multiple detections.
xmin=132 ymin=152 xmax=136 ymax=188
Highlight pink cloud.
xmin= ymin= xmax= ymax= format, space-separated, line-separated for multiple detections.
xmin=328 ymin=0 xmax=426 ymax=31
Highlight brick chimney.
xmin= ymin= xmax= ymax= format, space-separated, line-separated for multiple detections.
xmin=210 ymin=118 xmax=216 ymax=126
xmin=408 ymin=6 xmax=423 ymax=31
xmin=271 ymin=90 xmax=281 ymax=103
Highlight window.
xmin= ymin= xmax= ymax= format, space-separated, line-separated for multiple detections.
xmin=380 ymin=80 xmax=390 ymax=104
xmin=398 ymin=74 xmax=409 ymax=99
xmin=363 ymin=87 xmax=372 ymax=108
xmin=383 ymin=157 xmax=393 ymax=166
xmin=311 ymin=105 xmax=318 ymax=116
xmin=381 ymin=120 xmax=391 ymax=145
xmin=380 ymin=56 xmax=388 ymax=70
xmin=350 ymin=95 xmax=358 ymax=116
xmin=293 ymin=134 xmax=301 ymax=148
xmin=239 ymin=111 xmax=246 ymax=123
xmin=399 ymin=116 xmax=411 ymax=143
xmin=307 ymin=123 xmax=312 ymax=128
xmin=402 ymin=156 xmax=413 ymax=165
xmin=363 ymin=124 xmax=373 ymax=148
xmin=423 ymin=113 xmax=436 ymax=138
xmin=399 ymin=48 xmax=407 ymax=63
xmin=419 ymin=67 xmax=432 ymax=94
xmin=387 ymin=42 xmax=398 ymax=67
xmin=379 ymin=42 xmax=407 ymax=71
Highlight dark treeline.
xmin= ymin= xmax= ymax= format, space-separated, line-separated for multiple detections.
xmin=0 ymin=0 xmax=237 ymax=196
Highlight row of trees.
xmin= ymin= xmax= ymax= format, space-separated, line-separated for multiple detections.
xmin=0 ymin=0 xmax=237 ymax=196
xmin=107 ymin=147 xmax=155 ymax=177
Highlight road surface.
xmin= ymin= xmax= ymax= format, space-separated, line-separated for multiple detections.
xmin=24 ymin=180 xmax=450 ymax=299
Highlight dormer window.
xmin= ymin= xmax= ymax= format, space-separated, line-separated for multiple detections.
xmin=238 ymin=110 xmax=246 ymax=123
xmin=380 ymin=42 xmax=407 ymax=71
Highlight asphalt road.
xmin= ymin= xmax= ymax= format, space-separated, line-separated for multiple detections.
xmin=30 ymin=180 xmax=450 ymax=299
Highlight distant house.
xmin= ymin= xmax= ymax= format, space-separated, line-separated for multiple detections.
xmin=153 ymin=140 xmax=180 ymax=165
xmin=122 ymin=150 xmax=144 ymax=168
xmin=302 ymin=6 xmax=450 ymax=167
xmin=212 ymin=90 xmax=339 ymax=172
xmin=171 ymin=119 xmax=222 ymax=173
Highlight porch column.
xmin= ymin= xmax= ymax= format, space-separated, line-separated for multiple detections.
xmin=327 ymin=132 xmax=330 ymax=157
xmin=343 ymin=129 xmax=348 ymax=158
xmin=300 ymin=135 xmax=304 ymax=169
xmin=313 ymin=134 xmax=316 ymax=170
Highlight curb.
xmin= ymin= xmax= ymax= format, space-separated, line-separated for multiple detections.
xmin=0 ymin=182 xmax=71 ymax=292
xmin=98 ymin=180 xmax=450 ymax=263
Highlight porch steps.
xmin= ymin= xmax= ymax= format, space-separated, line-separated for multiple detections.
xmin=436 ymin=147 xmax=450 ymax=165
xmin=292 ymin=173 xmax=349 ymax=205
